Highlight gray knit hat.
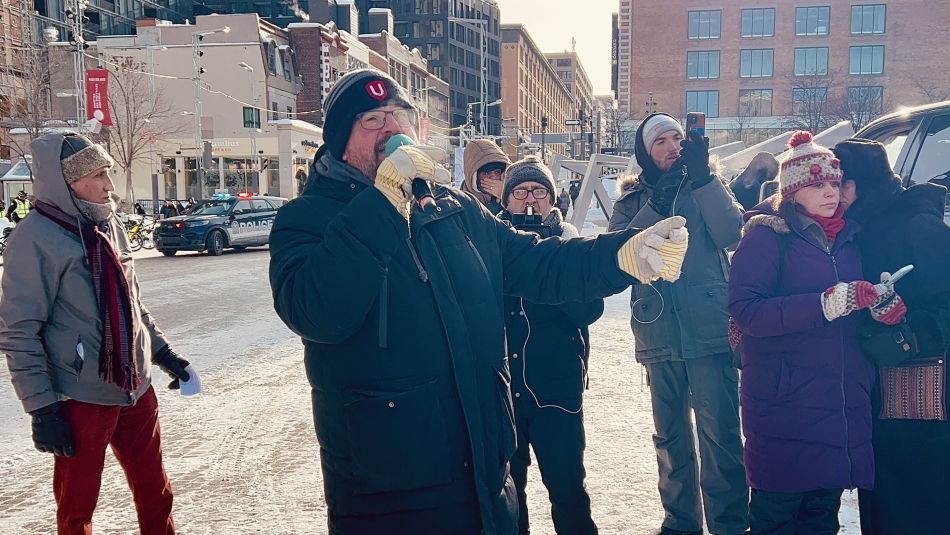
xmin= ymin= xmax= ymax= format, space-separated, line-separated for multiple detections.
xmin=503 ymin=156 xmax=556 ymax=203
xmin=60 ymin=133 xmax=114 ymax=184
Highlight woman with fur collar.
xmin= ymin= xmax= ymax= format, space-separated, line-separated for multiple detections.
xmin=729 ymin=132 xmax=903 ymax=534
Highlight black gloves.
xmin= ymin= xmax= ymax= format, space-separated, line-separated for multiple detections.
xmin=153 ymin=345 xmax=191 ymax=390
xmin=679 ymin=132 xmax=712 ymax=188
xmin=29 ymin=402 xmax=74 ymax=457
xmin=648 ymin=167 xmax=687 ymax=217
xmin=859 ymin=321 xmax=919 ymax=366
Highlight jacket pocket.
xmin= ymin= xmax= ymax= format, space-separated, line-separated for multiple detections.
xmin=343 ymin=379 xmax=453 ymax=494
xmin=44 ymin=326 xmax=85 ymax=379
xmin=686 ymin=281 xmax=730 ymax=341
xmin=630 ymin=284 xmax=672 ymax=352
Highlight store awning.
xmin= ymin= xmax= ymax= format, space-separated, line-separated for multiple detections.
xmin=1 ymin=156 xmax=33 ymax=182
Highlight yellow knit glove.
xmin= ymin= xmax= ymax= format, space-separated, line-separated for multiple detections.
xmin=617 ymin=216 xmax=689 ymax=282
xmin=375 ymin=145 xmax=452 ymax=219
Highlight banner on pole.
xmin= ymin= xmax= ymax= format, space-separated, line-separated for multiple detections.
xmin=85 ymin=69 xmax=112 ymax=126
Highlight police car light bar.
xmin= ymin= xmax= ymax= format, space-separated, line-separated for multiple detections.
xmin=236 ymin=191 xmax=253 ymax=199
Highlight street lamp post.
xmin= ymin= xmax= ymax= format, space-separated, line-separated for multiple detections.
xmin=238 ymin=61 xmax=259 ymax=194
xmin=192 ymin=26 xmax=230 ymax=197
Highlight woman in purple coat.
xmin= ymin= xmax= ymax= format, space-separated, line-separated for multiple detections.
xmin=729 ymin=133 xmax=905 ymax=534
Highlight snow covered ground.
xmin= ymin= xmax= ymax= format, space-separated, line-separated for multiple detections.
xmin=0 ymin=245 xmax=860 ymax=534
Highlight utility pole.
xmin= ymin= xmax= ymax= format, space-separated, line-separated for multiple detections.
xmin=65 ymin=0 xmax=89 ymax=125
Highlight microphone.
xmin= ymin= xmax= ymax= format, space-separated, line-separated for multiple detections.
xmin=385 ymin=134 xmax=437 ymax=211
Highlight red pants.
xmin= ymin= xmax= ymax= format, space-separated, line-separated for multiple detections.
xmin=53 ymin=386 xmax=175 ymax=535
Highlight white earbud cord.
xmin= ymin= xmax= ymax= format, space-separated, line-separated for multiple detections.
xmin=519 ymin=298 xmax=585 ymax=414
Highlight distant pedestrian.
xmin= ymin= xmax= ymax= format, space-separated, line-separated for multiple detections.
xmin=0 ymin=131 xmax=192 ymax=534
xmin=7 ymin=190 xmax=31 ymax=223
xmin=134 ymin=202 xmax=147 ymax=216
xmin=557 ymin=187 xmax=571 ymax=217
xmin=159 ymin=201 xmax=179 ymax=219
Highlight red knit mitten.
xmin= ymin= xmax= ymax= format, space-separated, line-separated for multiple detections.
xmin=821 ymin=281 xmax=878 ymax=321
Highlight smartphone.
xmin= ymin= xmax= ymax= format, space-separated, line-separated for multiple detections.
xmin=686 ymin=112 xmax=706 ymax=137
xmin=884 ymin=264 xmax=914 ymax=288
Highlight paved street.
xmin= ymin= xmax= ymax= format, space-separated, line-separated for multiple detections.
xmin=0 ymin=246 xmax=859 ymax=534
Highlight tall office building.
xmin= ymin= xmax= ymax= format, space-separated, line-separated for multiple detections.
xmin=31 ymin=0 xmax=192 ymax=39
xmin=356 ymin=0 xmax=502 ymax=135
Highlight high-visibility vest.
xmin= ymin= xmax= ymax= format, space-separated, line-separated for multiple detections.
xmin=15 ymin=198 xmax=30 ymax=219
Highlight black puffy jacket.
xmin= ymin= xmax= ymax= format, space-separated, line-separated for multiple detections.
xmin=269 ymin=147 xmax=636 ymax=532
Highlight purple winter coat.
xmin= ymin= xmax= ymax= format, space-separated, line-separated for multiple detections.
xmin=728 ymin=201 xmax=875 ymax=493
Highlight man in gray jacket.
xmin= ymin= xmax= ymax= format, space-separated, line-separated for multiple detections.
xmin=608 ymin=113 xmax=749 ymax=535
xmin=0 ymin=132 xmax=190 ymax=535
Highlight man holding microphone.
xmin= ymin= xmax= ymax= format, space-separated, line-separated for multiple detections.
xmin=269 ymin=69 xmax=691 ymax=534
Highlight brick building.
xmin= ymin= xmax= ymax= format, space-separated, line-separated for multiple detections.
xmin=499 ymin=23 xmax=573 ymax=160
xmin=615 ymin=0 xmax=950 ymax=141
xmin=545 ymin=51 xmax=595 ymax=158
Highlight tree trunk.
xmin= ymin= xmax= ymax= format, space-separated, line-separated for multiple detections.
xmin=126 ymin=166 xmax=135 ymax=204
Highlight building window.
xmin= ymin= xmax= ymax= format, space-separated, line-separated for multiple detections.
xmin=793 ymin=87 xmax=827 ymax=115
xmin=795 ymin=6 xmax=831 ymax=36
xmin=686 ymin=90 xmax=719 ymax=118
xmin=242 ymin=107 xmax=260 ymax=128
xmin=394 ymin=21 xmax=409 ymax=38
xmin=686 ymin=51 xmax=720 ymax=80
xmin=740 ymin=49 xmax=773 ymax=78
xmin=556 ymin=58 xmax=572 ymax=67
xmin=688 ymin=10 xmax=721 ymax=40
xmin=432 ymin=20 xmax=444 ymax=37
xmin=851 ymin=4 xmax=886 ymax=34
xmin=794 ymin=47 xmax=829 ymax=75
xmin=741 ymin=8 xmax=775 ymax=38
xmin=739 ymin=89 xmax=773 ymax=117
xmin=271 ymin=102 xmax=278 ymax=121
xmin=850 ymin=45 xmax=885 ymax=74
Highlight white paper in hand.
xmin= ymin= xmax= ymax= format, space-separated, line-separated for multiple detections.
xmin=179 ymin=364 xmax=202 ymax=397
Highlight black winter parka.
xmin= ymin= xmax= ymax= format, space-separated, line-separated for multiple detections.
xmin=269 ymin=147 xmax=636 ymax=533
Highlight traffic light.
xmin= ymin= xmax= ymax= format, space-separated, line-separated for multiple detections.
xmin=541 ymin=116 xmax=548 ymax=129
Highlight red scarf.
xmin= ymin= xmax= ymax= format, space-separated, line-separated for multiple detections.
xmin=35 ymin=201 xmax=139 ymax=392
xmin=808 ymin=205 xmax=846 ymax=243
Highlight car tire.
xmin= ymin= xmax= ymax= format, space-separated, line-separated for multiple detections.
xmin=160 ymin=250 xmax=177 ymax=257
xmin=206 ymin=230 xmax=225 ymax=256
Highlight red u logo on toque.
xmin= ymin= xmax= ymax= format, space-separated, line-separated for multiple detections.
xmin=365 ymin=80 xmax=388 ymax=101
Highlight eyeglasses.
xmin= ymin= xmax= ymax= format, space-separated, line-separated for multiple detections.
xmin=356 ymin=108 xmax=418 ymax=131
xmin=511 ymin=188 xmax=550 ymax=200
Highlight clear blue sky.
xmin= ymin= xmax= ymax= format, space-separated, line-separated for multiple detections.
xmin=495 ymin=0 xmax=616 ymax=94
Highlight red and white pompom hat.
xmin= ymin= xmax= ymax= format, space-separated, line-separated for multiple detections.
xmin=778 ymin=131 xmax=843 ymax=197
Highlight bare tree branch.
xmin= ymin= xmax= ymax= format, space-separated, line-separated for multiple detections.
xmin=0 ymin=41 xmax=56 ymax=159
xmin=100 ymin=58 xmax=187 ymax=202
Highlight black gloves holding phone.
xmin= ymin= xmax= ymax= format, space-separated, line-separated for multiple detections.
xmin=679 ymin=131 xmax=713 ymax=188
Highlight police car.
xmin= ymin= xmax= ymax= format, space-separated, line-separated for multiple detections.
xmin=154 ymin=192 xmax=287 ymax=256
